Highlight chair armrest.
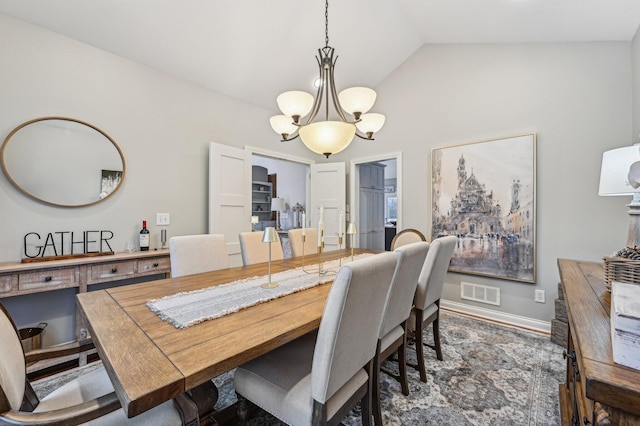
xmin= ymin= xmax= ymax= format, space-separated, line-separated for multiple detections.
xmin=1 ymin=392 xmax=120 ymax=425
xmin=24 ymin=340 xmax=95 ymax=364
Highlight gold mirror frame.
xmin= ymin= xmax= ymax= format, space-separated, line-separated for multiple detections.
xmin=1 ymin=116 xmax=126 ymax=208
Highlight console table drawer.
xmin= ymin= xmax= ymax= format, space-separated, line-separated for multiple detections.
xmin=89 ymin=261 xmax=135 ymax=282
xmin=19 ymin=268 xmax=77 ymax=291
xmin=0 ymin=275 xmax=13 ymax=293
xmin=138 ymin=257 xmax=171 ymax=274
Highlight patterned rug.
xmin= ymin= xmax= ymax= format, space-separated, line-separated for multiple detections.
xmin=32 ymin=310 xmax=565 ymax=425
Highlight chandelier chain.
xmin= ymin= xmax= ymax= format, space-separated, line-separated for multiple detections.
xmin=324 ymin=0 xmax=329 ymax=48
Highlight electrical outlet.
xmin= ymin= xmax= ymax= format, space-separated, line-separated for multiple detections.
xmin=156 ymin=213 xmax=170 ymax=226
xmin=534 ymin=289 xmax=545 ymax=303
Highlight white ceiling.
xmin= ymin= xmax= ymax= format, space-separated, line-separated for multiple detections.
xmin=1 ymin=0 xmax=639 ymax=110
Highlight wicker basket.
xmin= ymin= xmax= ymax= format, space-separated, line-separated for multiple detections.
xmin=603 ymin=256 xmax=640 ymax=286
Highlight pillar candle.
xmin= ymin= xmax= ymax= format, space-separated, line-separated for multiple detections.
xmin=318 ymin=221 xmax=324 ymax=246
xmin=301 ymin=213 xmax=306 ymax=236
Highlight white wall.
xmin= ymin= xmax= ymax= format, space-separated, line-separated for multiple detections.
xmin=0 ymin=14 xmax=314 ymax=345
xmin=330 ymin=42 xmax=633 ymax=322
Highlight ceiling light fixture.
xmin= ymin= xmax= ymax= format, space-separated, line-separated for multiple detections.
xmin=269 ymin=0 xmax=385 ymax=158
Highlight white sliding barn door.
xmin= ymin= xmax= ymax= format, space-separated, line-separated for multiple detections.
xmin=310 ymin=162 xmax=346 ymax=252
xmin=209 ymin=142 xmax=251 ymax=267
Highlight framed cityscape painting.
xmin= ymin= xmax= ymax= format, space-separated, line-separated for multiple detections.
xmin=431 ymin=133 xmax=536 ymax=283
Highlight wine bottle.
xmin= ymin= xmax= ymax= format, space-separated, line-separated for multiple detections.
xmin=139 ymin=220 xmax=150 ymax=251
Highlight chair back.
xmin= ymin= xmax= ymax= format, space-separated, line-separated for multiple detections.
xmin=390 ymin=228 xmax=426 ymax=250
xmin=379 ymin=242 xmax=430 ymax=338
xmin=0 ymin=303 xmax=26 ymax=412
xmin=287 ymin=228 xmax=318 ymax=258
xmin=311 ymin=251 xmax=398 ymax=404
xmin=239 ymin=231 xmax=284 ymax=266
xmin=169 ymin=234 xmax=229 ymax=277
xmin=415 ymin=236 xmax=457 ymax=310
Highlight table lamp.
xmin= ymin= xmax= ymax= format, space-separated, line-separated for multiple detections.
xmin=599 ymin=144 xmax=640 ymax=248
xmin=261 ymin=227 xmax=279 ymax=288
xmin=346 ymin=222 xmax=358 ymax=261
xmin=271 ymin=197 xmax=286 ymax=230
xmin=251 ymin=215 xmax=259 ymax=232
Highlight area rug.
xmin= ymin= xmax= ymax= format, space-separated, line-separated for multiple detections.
xmin=32 ymin=310 xmax=565 ymax=425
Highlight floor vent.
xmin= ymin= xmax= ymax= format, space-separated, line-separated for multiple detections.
xmin=461 ymin=282 xmax=500 ymax=306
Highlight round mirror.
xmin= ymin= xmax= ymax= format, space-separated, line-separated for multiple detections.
xmin=1 ymin=117 xmax=126 ymax=207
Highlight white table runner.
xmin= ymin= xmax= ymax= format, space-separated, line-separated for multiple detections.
xmin=147 ymin=254 xmax=372 ymax=329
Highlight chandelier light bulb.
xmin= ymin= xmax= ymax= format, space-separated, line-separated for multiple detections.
xmin=276 ymin=91 xmax=314 ymax=123
xmin=338 ymin=87 xmax=377 ymax=119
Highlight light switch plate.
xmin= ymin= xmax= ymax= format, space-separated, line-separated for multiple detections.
xmin=534 ymin=289 xmax=545 ymax=303
xmin=156 ymin=213 xmax=170 ymax=226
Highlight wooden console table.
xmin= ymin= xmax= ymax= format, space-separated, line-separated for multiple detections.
xmin=557 ymin=259 xmax=640 ymax=426
xmin=0 ymin=250 xmax=170 ymax=340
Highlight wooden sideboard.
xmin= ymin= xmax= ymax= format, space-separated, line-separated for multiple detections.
xmin=557 ymin=259 xmax=640 ymax=426
xmin=0 ymin=250 xmax=170 ymax=340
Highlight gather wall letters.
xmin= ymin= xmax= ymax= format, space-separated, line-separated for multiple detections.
xmin=23 ymin=230 xmax=114 ymax=258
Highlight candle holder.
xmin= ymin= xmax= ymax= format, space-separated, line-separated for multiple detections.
xmin=338 ymin=233 xmax=344 ymax=267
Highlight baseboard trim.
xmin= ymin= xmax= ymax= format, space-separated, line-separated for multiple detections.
xmin=441 ymin=300 xmax=551 ymax=335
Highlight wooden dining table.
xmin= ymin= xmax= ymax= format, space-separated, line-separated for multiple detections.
xmin=76 ymin=248 xmax=370 ymax=420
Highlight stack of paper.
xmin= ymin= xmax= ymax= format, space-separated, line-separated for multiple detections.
xmin=611 ymin=282 xmax=640 ymax=370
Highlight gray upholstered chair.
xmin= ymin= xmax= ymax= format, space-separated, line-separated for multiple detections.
xmin=390 ymin=228 xmax=426 ymax=250
xmin=409 ymin=235 xmax=457 ymax=382
xmin=169 ymin=234 xmax=229 ymax=277
xmin=373 ymin=241 xmax=429 ymax=425
xmin=233 ymin=251 xmax=399 ymax=426
xmin=238 ymin=231 xmax=284 ymax=266
xmin=287 ymin=228 xmax=319 ymax=258
xmin=0 ymin=303 xmax=197 ymax=425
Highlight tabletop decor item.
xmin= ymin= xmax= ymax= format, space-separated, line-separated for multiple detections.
xmin=347 ymin=222 xmax=358 ymax=261
xmin=261 ymin=227 xmax=279 ymax=288
xmin=431 ymin=133 xmax=536 ymax=283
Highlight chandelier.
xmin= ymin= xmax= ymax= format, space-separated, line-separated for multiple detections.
xmin=269 ymin=0 xmax=385 ymax=158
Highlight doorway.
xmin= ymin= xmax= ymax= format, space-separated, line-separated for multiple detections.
xmin=349 ymin=152 xmax=402 ymax=251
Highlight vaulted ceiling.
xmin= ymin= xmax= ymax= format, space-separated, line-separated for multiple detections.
xmin=1 ymin=1 xmax=639 ymax=110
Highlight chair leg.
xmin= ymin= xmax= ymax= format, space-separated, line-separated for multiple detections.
xmin=235 ymin=393 xmax=249 ymax=426
xmin=414 ymin=309 xmax=428 ymax=383
xmin=372 ymin=343 xmax=383 ymax=426
xmin=398 ymin=329 xmax=409 ymax=396
xmin=362 ymin=360 xmax=374 ymax=426
xmin=433 ymin=308 xmax=443 ymax=361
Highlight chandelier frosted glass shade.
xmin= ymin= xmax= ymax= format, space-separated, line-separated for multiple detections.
xmin=355 ymin=113 xmax=386 ymax=138
xmin=299 ymin=121 xmax=356 ymax=157
xmin=338 ymin=87 xmax=377 ymax=118
xmin=269 ymin=115 xmax=298 ymax=139
xmin=276 ymin=91 xmax=314 ymax=121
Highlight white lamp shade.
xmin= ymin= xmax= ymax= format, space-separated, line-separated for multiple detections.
xmin=276 ymin=91 xmax=314 ymax=119
xmin=599 ymin=145 xmax=640 ymax=196
xmin=299 ymin=121 xmax=356 ymax=157
xmin=338 ymin=87 xmax=377 ymax=115
xmin=269 ymin=115 xmax=298 ymax=137
xmin=271 ymin=197 xmax=286 ymax=211
xmin=355 ymin=113 xmax=386 ymax=135
xmin=251 ymin=215 xmax=259 ymax=224
xmin=346 ymin=222 xmax=358 ymax=234
xmin=262 ymin=227 xmax=278 ymax=243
